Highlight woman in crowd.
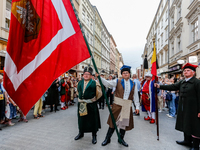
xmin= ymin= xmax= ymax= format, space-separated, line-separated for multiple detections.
xmin=165 ymin=77 xmax=177 ymax=118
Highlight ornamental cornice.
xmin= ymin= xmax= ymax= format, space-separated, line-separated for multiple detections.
xmin=175 ymin=17 xmax=182 ymax=27
xmin=187 ymin=39 xmax=200 ymax=49
xmin=169 ymin=27 xmax=175 ymax=40
xmin=185 ymin=1 xmax=200 ymax=24
xmin=174 ymin=0 xmax=182 ymax=7
xmin=174 ymin=22 xmax=183 ymax=37
xmin=177 ymin=0 xmax=182 ymax=7
xmin=188 ymin=0 xmax=198 ymax=10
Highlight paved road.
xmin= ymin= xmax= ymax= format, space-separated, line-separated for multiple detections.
xmin=0 ymin=98 xmax=189 ymax=150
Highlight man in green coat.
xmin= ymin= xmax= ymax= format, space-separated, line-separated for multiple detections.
xmin=155 ymin=63 xmax=200 ymax=150
xmin=74 ymin=66 xmax=102 ymax=144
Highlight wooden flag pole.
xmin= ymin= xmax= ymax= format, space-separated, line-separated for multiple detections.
xmin=70 ymin=0 xmax=122 ymax=143
xmin=153 ymin=38 xmax=159 ymax=141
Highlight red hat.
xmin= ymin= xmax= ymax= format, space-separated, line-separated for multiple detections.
xmin=182 ymin=63 xmax=198 ymax=71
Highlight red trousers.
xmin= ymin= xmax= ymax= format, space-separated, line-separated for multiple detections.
xmin=142 ymin=93 xmax=150 ymax=111
xmin=61 ymin=95 xmax=66 ymax=103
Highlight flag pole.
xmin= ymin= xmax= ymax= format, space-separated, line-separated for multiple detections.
xmin=153 ymin=38 xmax=159 ymax=141
xmin=70 ymin=0 xmax=122 ymax=143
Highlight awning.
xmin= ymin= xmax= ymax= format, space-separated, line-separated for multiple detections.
xmin=161 ymin=69 xmax=182 ymax=74
xmin=0 ymin=50 xmax=6 ymax=57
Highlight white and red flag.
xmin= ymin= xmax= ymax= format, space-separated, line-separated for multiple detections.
xmin=4 ymin=0 xmax=90 ymax=115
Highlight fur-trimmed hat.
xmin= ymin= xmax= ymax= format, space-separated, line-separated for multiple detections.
xmin=83 ymin=66 xmax=93 ymax=75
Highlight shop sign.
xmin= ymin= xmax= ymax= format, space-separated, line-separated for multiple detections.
xmin=169 ymin=65 xmax=181 ymax=71
xmin=189 ymin=56 xmax=198 ymax=63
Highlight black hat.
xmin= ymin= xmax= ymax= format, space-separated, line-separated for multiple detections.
xmin=83 ymin=66 xmax=93 ymax=75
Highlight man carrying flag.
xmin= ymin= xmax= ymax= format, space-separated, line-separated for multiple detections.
xmin=98 ymin=65 xmax=140 ymax=147
xmin=141 ymin=71 xmax=156 ymax=124
xmin=4 ymin=0 xmax=91 ymax=116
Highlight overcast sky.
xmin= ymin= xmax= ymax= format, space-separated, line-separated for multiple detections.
xmin=89 ymin=0 xmax=160 ymax=73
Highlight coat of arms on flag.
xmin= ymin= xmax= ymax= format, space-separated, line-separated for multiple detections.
xmin=4 ymin=0 xmax=90 ymax=115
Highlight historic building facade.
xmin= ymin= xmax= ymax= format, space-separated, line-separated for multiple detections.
xmin=142 ymin=0 xmax=200 ymax=78
xmin=110 ymin=35 xmax=117 ymax=75
xmin=0 ymin=0 xmax=11 ymax=70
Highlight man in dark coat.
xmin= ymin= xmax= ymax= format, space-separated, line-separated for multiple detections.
xmin=155 ymin=63 xmax=200 ymax=150
xmin=74 ymin=66 xmax=102 ymax=144
xmin=46 ymin=79 xmax=60 ymax=112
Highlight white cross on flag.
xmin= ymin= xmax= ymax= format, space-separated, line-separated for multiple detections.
xmin=4 ymin=0 xmax=90 ymax=115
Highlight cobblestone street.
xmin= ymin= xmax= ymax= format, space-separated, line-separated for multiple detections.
xmin=0 ymin=99 xmax=189 ymax=150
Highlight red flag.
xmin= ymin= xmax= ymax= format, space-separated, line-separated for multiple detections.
xmin=4 ymin=0 xmax=90 ymax=115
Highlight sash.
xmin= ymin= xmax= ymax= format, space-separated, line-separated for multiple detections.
xmin=114 ymin=97 xmax=132 ymax=130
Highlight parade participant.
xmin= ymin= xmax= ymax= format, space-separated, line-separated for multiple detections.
xmin=69 ymin=75 xmax=75 ymax=104
xmin=98 ymin=73 xmax=106 ymax=109
xmin=141 ymin=72 xmax=156 ymax=124
xmin=98 ymin=65 xmax=140 ymax=147
xmin=60 ymin=74 xmax=69 ymax=110
xmin=75 ymin=66 xmax=102 ymax=144
xmin=107 ymin=75 xmax=114 ymax=107
xmin=46 ymin=79 xmax=60 ymax=112
xmin=67 ymin=77 xmax=74 ymax=106
xmin=132 ymin=74 xmax=141 ymax=116
xmin=155 ymin=63 xmax=200 ymax=150
xmin=33 ymin=97 xmax=44 ymax=119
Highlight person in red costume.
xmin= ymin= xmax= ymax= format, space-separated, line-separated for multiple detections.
xmin=141 ymin=72 xmax=155 ymax=124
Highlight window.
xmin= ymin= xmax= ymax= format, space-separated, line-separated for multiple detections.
xmin=171 ymin=15 xmax=174 ymax=29
xmin=165 ymin=50 xmax=168 ymax=63
xmin=192 ymin=20 xmax=198 ymax=42
xmin=90 ymin=36 xmax=93 ymax=45
xmin=5 ymin=0 xmax=11 ymax=28
xmin=6 ymin=0 xmax=11 ymax=10
xmin=82 ymin=9 xmax=85 ymax=21
xmin=86 ymin=15 xmax=89 ymax=25
xmin=158 ymin=38 xmax=160 ymax=50
xmin=5 ymin=18 xmax=10 ymax=29
xmin=165 ymin=27 xmax=168 ymax=40
xmin=177 ymin=36 xmax=181 ymax=52
xmin=90 ymin=19 xmax=93 ymax=30
xmin=161 ymin=19 xmax=163 ymax=28
xmin=166 ymin=10 xmax=168 ymax=21
xmin=171 ymin=42 xmax=174 ymax=56
xmin=177 ymin=7 xmax=181 ymax=20
xmin=158 ymin=25 xmax=160 ymax=34
xmin=161 ymin=53 xmax=163 ymax=65
xmin=161 ymin=33 xmax=163 ymax=46
xmin=86 ymin=33 xmax=89 ymax=41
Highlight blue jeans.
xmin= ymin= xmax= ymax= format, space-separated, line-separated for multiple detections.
xmin=10 ymin=103 xmax=17 ymax=119
xmin=169 ymin=93 xmax=176 ymax=117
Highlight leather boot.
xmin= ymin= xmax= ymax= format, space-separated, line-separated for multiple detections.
xmin=190 ymin=138 xmax=200 ymax=150
xmin=102 ymin=128 xmax=115 ymax=146
xmin=176 ymin=133 xmax=192 ymax=147
xmin=118 ymin=129 xmax=128 ymax=147
xmin=92 ymin=132 xmax=97 ymax=144
xmin=74 ymin=132 xmax=84 ymax=140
